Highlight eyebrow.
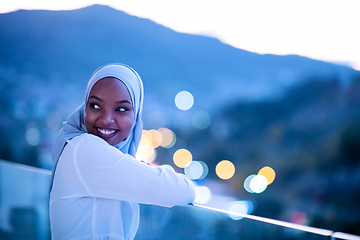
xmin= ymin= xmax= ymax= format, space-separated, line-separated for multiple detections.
xmin=88 ymin=95 xmax=132 ymax=105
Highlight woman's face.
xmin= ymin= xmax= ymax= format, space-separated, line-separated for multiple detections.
xmin=84 ymin=77 xmax=135 ymax=146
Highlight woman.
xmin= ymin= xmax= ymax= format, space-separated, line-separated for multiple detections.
xmin=49 ymin=64 xmax=196 ymax=240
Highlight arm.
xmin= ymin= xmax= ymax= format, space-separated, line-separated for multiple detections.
xmin=74 ymin=134 xmax=196 ymax=207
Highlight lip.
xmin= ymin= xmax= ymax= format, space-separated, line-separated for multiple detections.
xmin=95 ymin=127 xmax=118 ymax=139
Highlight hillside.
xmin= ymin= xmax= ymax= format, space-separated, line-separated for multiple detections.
xmin=0 ymin=5 xmax=357 ymax=120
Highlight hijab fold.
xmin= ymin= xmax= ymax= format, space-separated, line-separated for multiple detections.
xmin=50 ymin=63 xmax=144 ymax=191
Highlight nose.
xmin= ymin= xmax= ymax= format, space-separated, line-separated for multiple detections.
xmin=99 ymin=110 xmax=114 ymax=124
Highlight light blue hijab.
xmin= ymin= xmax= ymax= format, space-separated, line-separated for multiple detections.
xmin=50 ymin=63 xmax=144 ymax=190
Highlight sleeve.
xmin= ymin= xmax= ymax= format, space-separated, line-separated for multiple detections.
xmin=73 ymin=134 xmax=196 ymax=207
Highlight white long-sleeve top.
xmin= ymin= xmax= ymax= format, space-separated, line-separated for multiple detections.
xmin=50 ymin=134 xmax=196 ymax=240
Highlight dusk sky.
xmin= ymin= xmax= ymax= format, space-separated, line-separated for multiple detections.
xmin=2 ymin=0 xmax=360 ymax=70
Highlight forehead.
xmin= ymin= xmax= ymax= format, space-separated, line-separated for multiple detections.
xmin=89 ymin=77 xmax=132 ymax=102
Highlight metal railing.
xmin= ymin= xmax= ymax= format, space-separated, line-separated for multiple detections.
xmin=1 ymin=159 xmax=359 ymax=240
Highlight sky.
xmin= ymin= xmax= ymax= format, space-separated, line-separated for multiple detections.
xmin=2 ymin=0 xmax=360 ymax=70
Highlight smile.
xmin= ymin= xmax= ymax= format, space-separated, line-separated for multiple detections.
xmin=97 ymin=128 xmax=116 ymax=135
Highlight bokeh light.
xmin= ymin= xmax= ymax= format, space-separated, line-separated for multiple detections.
xmin=197 ymin=161 xmax=208 ymax=180
xmin=228 ymin=201 xmax=254 ymax=220
xmin=258 ymin=166 xmax=276 ymax=185
xmin=244 ymin=174 xmax=256 ymax=193
xmin=175 ymin=91 xmax=194 ymax=110
xmin=136 ymin=130 xmax=156 ymax=162
xmin=245 ymin=200 xmax=254 ymax=214
xmin=291 ymin=212 xmax=307 ymax=225
xmin=194 ymin=186 xmax=212 ymax=204
xmin=173 ymin=149 xmax=193 ymax=168
xmin=184 ymin=160 xmax=208 ymax=180
xmin=158 ymin=127 xmax=176 ymax=148
xmin=136 ymin=145 xmax=156 ymax=163
xmin=249 ymin=175 xmax=268 ymax=193
xmin=148 ymin=129 xmax=162 ymax=148
xmin=26 ymin=126 xmax=40 ymax=146
xmin=141 ymin=130 xmax=153 ymax=145
xmin=215 ymin=160 xmax=235 ymax=180
xmin=184 ymin=161 xmax=202 ymax=179
xmin=192 ymin=110 xmax=211 ymax=129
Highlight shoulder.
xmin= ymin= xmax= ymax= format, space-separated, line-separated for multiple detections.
xmin=69 ymin=133 xmax=108 ymax=148
xmin=67 ymin=133 xmax=124 ymax=161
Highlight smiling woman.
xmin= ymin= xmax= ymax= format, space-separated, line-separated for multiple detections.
xmin=49 ymin=64 xmax=195 ymax=240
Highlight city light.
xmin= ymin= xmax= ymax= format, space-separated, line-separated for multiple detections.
xmin=136 ymin=130 xmax=157 ymax=162
xmin=173 ymin=149 xmax=193 ymax=168
xmin=244 ymin=166 xmax=276 ymax=193
xmin=175 ymin=91 xmax=194 ymax=111
xmin=26 ymin=124 xmax=40 ymax=146
xmin=148 ymin=129 xmax=162 ymax=148
xmin=184 ymin=160 xmax=208 ymax=180
xmin=158 ymin=127 xmax=176 ymax=148
xmin=227 ymin=200 xmax=254 ymax=220
xmin=215 ymin=160 xmax=235 ymax=180
xmin=258 ymin=166 xmax=276 ymax=185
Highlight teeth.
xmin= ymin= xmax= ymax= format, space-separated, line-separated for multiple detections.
xmin=98 ymin=128 xmax=116 ymax=135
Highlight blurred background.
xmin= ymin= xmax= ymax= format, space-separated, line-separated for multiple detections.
xmin=1 ymin=2 xmax=360 ymax=239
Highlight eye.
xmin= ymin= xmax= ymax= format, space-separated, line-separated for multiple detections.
xmin=117 ymin=107 xmax=128 ymax=112
xmin=90 ymin=103 xmax=101 ymax=110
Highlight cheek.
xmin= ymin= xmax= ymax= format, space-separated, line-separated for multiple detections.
xmin=115 ymin=112 xmax=135 ymax=136
xmin=84 ymin=110 xmax=96 ymax=131
xmin=120 ymin=114 xmax=136 ymax=131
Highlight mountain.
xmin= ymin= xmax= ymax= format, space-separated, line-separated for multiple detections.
xmin=0 ymin=4 xmax=358 ymax=126
xmin=0 ymin=4 xmax=359 ymax=163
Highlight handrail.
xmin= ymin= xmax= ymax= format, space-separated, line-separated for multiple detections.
xmin=1 ymin=159 xmax=359 ymax=240
xmin=0 ymin=159 xmax=52 ymax=175
xmin=191 ymin=204 xmax=360 ymax=240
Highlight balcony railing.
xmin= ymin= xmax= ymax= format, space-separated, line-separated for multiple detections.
xmin=1 ymin=159 xmax=359 ymax=240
